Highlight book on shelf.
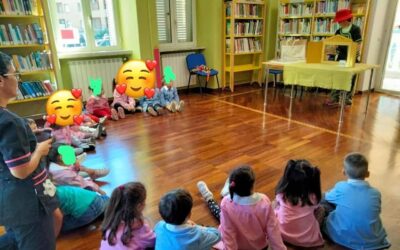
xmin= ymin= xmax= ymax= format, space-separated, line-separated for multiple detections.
xmin=226 ymin=1 xmax=231 ymax=17
xmin=235 ymin=3 xmax=262 ymax=17
xmin=233 ymin=20 xmax=262 ymax=36
xmin=351 ymin=3 xmax=365 ymax=15
xmin=231 ymin=37 xmax=261 ymax=53
xmin=353 ymin=17 xmax=364 ymax=31
xmin=15 ymin=80 xmax=54 ymax=100
xmin=314 ymin=18 xmax=339 ymax=34
xmin=12 ymin=50 xmax=52 ymax=72
xmin=0 ymin=22 xmax=43 ymax=45
xmin=280 ymin=19 xmax=311 ymax=34
xmin=280 ymin=3 xmax=313 ymax=16
xmin=316 ymin=0 xmax=350 ymax=14
xmin=0 ymin=0 xmax=37 ymax=15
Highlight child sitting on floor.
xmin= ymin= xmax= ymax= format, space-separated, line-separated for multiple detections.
xmin=274 ymin=159 xmax=324 ymax=247
xmin=100 ymin=182 xmax=155 ymax=249
xmin=48 ymin=143 xmax=109 ymax=195
xmin=160 ymin=79 xmax=184 ymax=112
xmin=111 ymin=82 xmax=136 ymax=119
xmin=155 ymin=188 xmax=221 ymax=250
xmin=197 ymin=165 xmax=286 ymax=250
xmin=139 ymin=88 xmax=166 ymax=116
xmin=57 ymin=185 xmax=109 ymax=233
xmin=322 ymin=152 xmax=391 ymax=249
xmin=86 ymin=87 xmax=118 ymax=121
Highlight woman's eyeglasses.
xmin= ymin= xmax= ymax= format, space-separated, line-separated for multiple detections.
xmin=2 ymin=72 xmax=21 ymax=81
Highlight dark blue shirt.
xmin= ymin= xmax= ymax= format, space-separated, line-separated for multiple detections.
xmin=0 ymin=107 xmax=58 ymax=226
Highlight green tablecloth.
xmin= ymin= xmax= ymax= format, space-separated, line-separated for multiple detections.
xmin=283 ymin=63 xmax=376 ymax=91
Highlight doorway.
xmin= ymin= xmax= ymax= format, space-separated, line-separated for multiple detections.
xmin=381 ymin=1 xmax=400 ymax=93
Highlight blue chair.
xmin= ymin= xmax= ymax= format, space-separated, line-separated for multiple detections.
xmin=186 ymin=53 xmax=220 ymax=94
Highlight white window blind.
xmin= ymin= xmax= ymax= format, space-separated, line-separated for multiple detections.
xmin=176 ymin=0 xmax=192 ymax=42
xmin=156 ymin=0 xmax=195 ymax=48
xmin=156 ymin=0 xmax=172 ymax=43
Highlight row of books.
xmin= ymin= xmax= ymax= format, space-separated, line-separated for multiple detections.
xmin=226 ymin=38 xmax=261 ymax=53
xmin=0 ymin=23 xmax=44 ymax=45
xmin=12 ymin=50 xmax=52 ymax=72
xmin=0 ymin=0 xmax=36 ymax=15
xmin=15 ymin=80 xmax=54 ymax=100
xmin=226 ymin=2 xmax=263 ymax=18
xmin=280 ymin=3 xmax=313 ymax=16
xmin=227 ymin=20 xmax=263 ymax=36
xmin=280 ymin=19 xmax=311 ymax=34
xmin=314 ymin=18 xmax=340 ymax=34
xmin=316 ymin=0 xmax=350 ymax=14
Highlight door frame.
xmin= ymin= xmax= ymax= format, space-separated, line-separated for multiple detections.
xmin=376 ymin=0 xmax=400 ymax=94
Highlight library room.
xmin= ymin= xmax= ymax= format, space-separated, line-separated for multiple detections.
xmin=0 ymin=0 xmax=399 ymax=249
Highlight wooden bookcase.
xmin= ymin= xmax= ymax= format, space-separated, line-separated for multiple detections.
xmin=276 ymin=0 xmax=371 ymax=62
xmin=222 ymin=0 xmax=267 ymax=92
xmin=0 ymin=0 xmax=58 ymax=105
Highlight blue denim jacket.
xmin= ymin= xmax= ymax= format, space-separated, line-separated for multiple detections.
xmin=160 ymin=86 xmax=180 ymax=106
xmin=139 ymin=88 xmax=162 ymax=111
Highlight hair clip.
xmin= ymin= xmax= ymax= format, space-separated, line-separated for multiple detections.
xmin=230 ymin=181 xmax=235 ymax=188
xmin=118 ymin=185 xmax=125 ymax=191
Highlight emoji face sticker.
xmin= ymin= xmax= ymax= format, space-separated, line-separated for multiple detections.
xmin=115 ymin=60 xmax=156 ymax=98
xmin=46 ymin=90 xmax=83 ymax=127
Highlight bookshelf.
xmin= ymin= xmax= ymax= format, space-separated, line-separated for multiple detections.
xmin=0 ymin=0 xmax=58 ymax=105
xmin=276 ymin=0 xmax=371 ymax=61
xmin=222 ymin=0 xmax=267 ymax=92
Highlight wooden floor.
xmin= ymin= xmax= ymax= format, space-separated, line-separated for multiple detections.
xmin=57 ymin=85 xmax=400 ymax=250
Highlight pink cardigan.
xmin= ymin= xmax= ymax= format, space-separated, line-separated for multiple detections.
xmin=100 ymin=220 xmax=155 ymax=250
xmin=217 ymin=193 xmax=286 ymax=250
xmin=86 ymin=95 xmax=110 ymax=114
xmin=274 ymin=193 xmax=324 ymax=247
xmin=111 ymin=89 xmax=135 ymax=110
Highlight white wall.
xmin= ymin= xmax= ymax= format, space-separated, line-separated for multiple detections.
xmin=358 ymin=0 xmax=396 ymax=91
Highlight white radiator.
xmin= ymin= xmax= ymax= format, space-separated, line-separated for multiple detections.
xmin=160 ymin=52 xmax=196 ymax=88
xmin=68 ymin=58 xmax=124 ymax=101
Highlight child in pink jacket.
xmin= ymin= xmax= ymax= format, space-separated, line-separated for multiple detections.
xmin=86 ymin=87 xmax=118 ymax=120
xmin=274 ymin=160 xmax=324 ymax=247
xmin=198 ymin=165 xmax=286 ymax=250
xmin=111 ymin=88 xmax=135 ymax=120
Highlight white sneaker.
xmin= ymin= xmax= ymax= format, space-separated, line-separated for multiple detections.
xmin=111 ymin=108 xmax=119 ymax=121
xmin=220 ymin=178 xmax=230 ymax=197
xmin=178 ymin=100 xmax=185 ymax=112
xmin=99 ymin=116 xmax=107 ymax=124
xmin=170 ymin=102 xmax=177 ymax=112
xmin=197 ymin=181 xmax=214 ymax=201
xmin=76 ymin=152 xmax=87 ymax=164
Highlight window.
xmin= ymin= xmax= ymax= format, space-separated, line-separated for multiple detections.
xmin=50 ymin=0 xmax=120 ymax=52
xmin=59 ymin=19 xmax=66 ymax=27
xmin=156 ymin=0 xmax=196 ymax=49
xmin=56 ymin=3 xmax=64 ymax=13
xmin=91 ymin=0 xmax=100 ymax=10
xmin=64 ymin=4 xmax=70 ymax=13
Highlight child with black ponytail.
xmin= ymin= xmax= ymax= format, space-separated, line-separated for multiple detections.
xmin=274 ymin=160 xmax=324 ymax=248
xmin=197 ymin=165 xmax=286 ymax=250
xmin=100 ymin=182 xmax=155 ymax=249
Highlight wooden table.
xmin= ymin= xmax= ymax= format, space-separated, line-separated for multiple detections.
xmin=263 ymin=60 xmax=379 ymax=123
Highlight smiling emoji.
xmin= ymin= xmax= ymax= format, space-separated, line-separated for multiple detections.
xmin=115 ymin=60 xmax=156 ymax=98
xmin=46 ymin=90 xmax=83 ymax=126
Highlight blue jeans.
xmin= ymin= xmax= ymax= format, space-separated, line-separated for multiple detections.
xmin=61 ymin=195 xmax=109 ymax=232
